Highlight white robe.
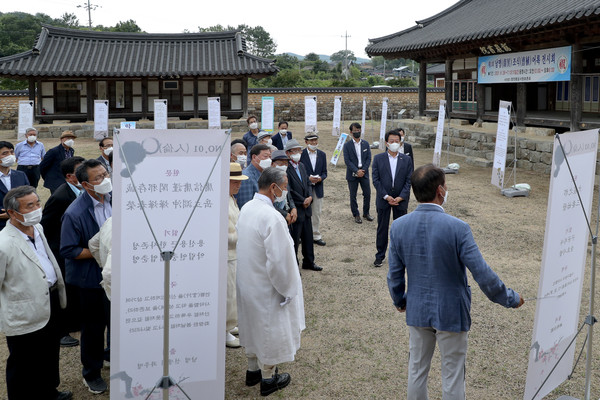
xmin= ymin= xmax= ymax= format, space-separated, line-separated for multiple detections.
xmin=236 ymin=193 xmax=305 ymax=365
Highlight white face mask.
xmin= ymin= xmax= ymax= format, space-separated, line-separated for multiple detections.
xmin=104 ymin=147 xmax=113 ymax=156
xmin=290 ymin=153 xmax=301 ymax=162
xmin=258 ymin=158 xmax=272 ymax=170
xmin=236 ymin=155 xmax=247 ymax=166
xmin=1 ymin=154 xmax=16 ymax=167
xmin=442 ymin=187 xmax=449 ymax=206
xmin=279 ymin=129 xmax=287 ymax=135
xmin=27 ymin=135 xmax=37 ymax=143
xmin=64 ymin=139 xmax=75 ymax=148
xmin=249 ymin=122 xmax=258 ymax=130
xmin=266 ymin=138 xmax=273 ymax=146
xmin=274 ymin=184 xmax=288 ymax=203
xmin=308 ymin=144 xmax=318 ymax=151
xmin=93 ymin=177 xmax=112 ymax=194
xmin=275 ymin=165 xmax=288 ymax=172
xmin=15 ymin=207 xmax=42 ymax=226
xmin=388 ymin=142 xmax=401 ymax=153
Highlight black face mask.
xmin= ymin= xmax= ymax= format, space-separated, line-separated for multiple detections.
xmin=352 ymin=131 xmax=361 ymax=138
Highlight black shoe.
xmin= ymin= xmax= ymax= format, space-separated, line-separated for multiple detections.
xmin=354 ymin=215 xmax=362 ymax=224
xmin=83 ymin=377 xmax=108 ymax=394
xmin=313 ymin=239 xmax=326 ymax=246
xmin=261 ymin=372 xmax=291 ymax=396
xmin=246 ymin=369 xmax=261 ymax=386
xmin=363 ymin=214 xmax=375 ymax=222
xmin=56 ymin=391 xmax=73 ymax=400
xmin=302 ymin=264 xmax=323 ymax=271
xmin=373 ymin=258 xmax=383 ymax=267
xmin=60 ymin=335 xmax=79 ymax=347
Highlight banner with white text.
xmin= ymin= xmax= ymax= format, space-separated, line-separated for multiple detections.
xmin=330 ymin=133 xmax=348 ymax=166
xmin=433 ymin=100 xmax=446 ymax=166
xmin=94 ymin=100 xmax=109 ymax=140
xmin=332 ymin=96 xmax=342 ymax=136
xmin=261 ymin=97 xmax=274 ymax=133
xmin=17 ymin=100 xmax=34 ymax=141
xmin=154 ymin=100 xmax=168 ymax=130
xmin=305 ymin=96 xmax=317 ymax=133
xmin=361 ymin=97 xmax=366 ymax=139
xmin=379 ymin=98 xmax=388 ymax=149
xmin=491 ymin=101 xmax=511 ymax=189
xmin=208 ymin=97 xmax=221 ymax=129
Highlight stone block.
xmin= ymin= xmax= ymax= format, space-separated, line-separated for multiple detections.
xmin=536 ymin=141 xmax=554 ymax=153
xmin=532 ymin=163 xmax=551 ymax=174
xmin=517 ymin=160 xmax=533 ymax=170
xmin=526 ymin=141 xmax=537 ymax=150
xmin=526 ymin=126 xmax=555 ymax=136
xmin=466 ymin=157 xmax=493 ymax=168
xmin=482 ymin=122 xmax=498 ymax=130
xmin=450 ymin=119 xmax=468 ymax=125
xmin=541 ymin=152 xmax=553 ymax=165
xmin=450 ymin=137 xmax=465 ymax=147
xmin=528 ymin=151 xmax=541 ymax=163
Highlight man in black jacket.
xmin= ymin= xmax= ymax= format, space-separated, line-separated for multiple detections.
xmin=40 ymin=131 xmax=76 ymax=193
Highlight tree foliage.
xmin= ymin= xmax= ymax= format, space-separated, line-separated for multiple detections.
xmin=330 ymin=50 xmax=356 ymax=64
xmin=198 ymin=24 xmax=276 ymax=57
xmin=304 ymin=52 xmax=320 ymax=62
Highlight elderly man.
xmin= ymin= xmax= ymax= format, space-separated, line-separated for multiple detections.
xmin=15 ymin=127 xmax=45 ymax=188
xmin=271 ymin=121 xmax=292 ymax=150
xmin=0 ymin=186 xmax=72 ymax=400
xmin=0 ymin=141 xmax=30 ymax=230
xmin=61 ymin=159 xmax=112 ymax=394
xmin=40 ymin=130 xmax=77 ymax=193
xmin=236 ymin=167 xmax=305 ymax=397
xmin=271 ymin=150 xmax=297 ymax=226
xmin=387 ymin=164 xmax=524 ymax=400
xmin=230 ymin=139 xmax=248 ymax=167
xmin=96 ymin=137 xmax=113 ymax=175
xmin=300 ymin=133 xmax=327 ymax=246
xmin=235 ymin=144 xmax=271 ymax=209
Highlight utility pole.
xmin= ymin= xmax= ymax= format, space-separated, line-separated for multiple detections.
xmin=341 ymin=31 xmax=351 ymax=79
xmin=77 ymin=0 xmax=101 ymax=30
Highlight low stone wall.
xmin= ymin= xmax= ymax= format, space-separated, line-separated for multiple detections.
xmin=0 ymin=92 xmax=28 ymax=130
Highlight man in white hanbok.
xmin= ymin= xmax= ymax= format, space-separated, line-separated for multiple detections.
xmin=236 ymin=167 xmax=305 ymax=397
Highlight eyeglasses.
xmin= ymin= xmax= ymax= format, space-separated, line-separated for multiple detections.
xmin=90 ymin=172 xmax=109 ymax=183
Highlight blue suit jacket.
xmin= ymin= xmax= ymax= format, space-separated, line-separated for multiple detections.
xmin=300 ymin=148 xmax=327 ymax=198
xmin=271 ymin=131 xmax=293 ymax=150
xmin=372 ymin=152 xmax=413 ymax=212
xmin=235 ymin=163 xmax=261 ymax=210
xmin=342 ymin=139 xmax=371 ymax=181
xmin=40 ymin=144 xmax=74 ymax=192
xmin=387 ymin=203 xmax=520 ymax=332
xmin=286 ymin=162 xmax=312 ymax=221
xmin=60 ymin=192 xmax=103 ymax=288
xmin=0 ymin=170 xmax=30 ymax=230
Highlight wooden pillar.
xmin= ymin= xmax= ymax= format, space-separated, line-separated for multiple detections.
xmin=476 ymin=84 xmax=485 ymax=123
xmin=445 ymin=59 xmax=453 ymax=113
xmin=142 ymin=77 xmax=148 ymax=119
xmin=242 ymin=77 xmax=249 ymax=118
xmin=35 ymin=79 xmax=43 ymax=116
xmin=28 ymin=79 xmax=36 ymax=118
xmin=517 ymin=83 xmax=526 ymax=126
xmin=570 ymin=41 xmax=582 ymax=132
xmin=419 ymin=60 xmax=427 ymax=116
xmin=193 ymin=78 xmax=199 ymax=119
xmin=86 ymin=79 xmax=95 ymax=121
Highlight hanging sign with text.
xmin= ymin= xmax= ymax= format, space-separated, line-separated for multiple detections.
xmin=94 ymin=100 xmax=109 ymax=140
xmin=433 ymin=100 xmax=446 ymax=167
xmin=491 ymin=101 xmax=511 ymax=189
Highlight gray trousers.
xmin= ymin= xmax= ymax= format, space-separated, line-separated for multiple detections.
xmin=407 ymin=326 xmax=468 ymax=400
xmin=310 ymin=187 xmax=323 ymax=240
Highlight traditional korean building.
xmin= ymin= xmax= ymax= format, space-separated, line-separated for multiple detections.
xmin=0 ymin=25 xmax=278 ymax=122
xmin=366 ymin=0 xmax=600 ymax=131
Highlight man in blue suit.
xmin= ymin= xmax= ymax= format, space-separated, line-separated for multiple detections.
xmin=300 ymin=133 xmax=327 ymax=246
xmin=61 ymin=159 xmax=112 ymax=394
xmin=372 ymin=129 xmax=413 ymax=267
xmin=0 ymin=141 xmax=30 ymax=230
xmin=387 ymin=164 xmax=524 ymax=400
xmin=342 ymin=123 xmax=374 ymax=224
xmin=271 ymin=121 xmax=293 ymax=150
xmin=40 ymin=131 xmax=76 ymax=193
xmin=397 ymin=128 xmax=414 ymax=171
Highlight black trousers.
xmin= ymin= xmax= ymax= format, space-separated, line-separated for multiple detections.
xmin=375 ymin=204 xmax=406 ymax=261
xmin=6 ymin=289 xmax=61 ymax=400
xmin=347 ymin=177 xmax=371 ymax=217
xmin=289 ymin=216 xmax=315 ymax=268
xmin=16 ymin=165 xmax=41 ymax=188
xmin=80 ymin=287 xmax=110 ymax=380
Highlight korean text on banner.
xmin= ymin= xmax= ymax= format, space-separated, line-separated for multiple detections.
xmin=94 ymin=100 xmax=109 ymax=141
xmin=112 ymin=129 xmax=229 ymax=400
xmin=491 ymin=101 xmax=511 ymax=189
xmin=433 ymin=100 xmax=446 ymax=166
xmin=154 ymin=99 xmax=168 ymax=130
xmin=330 ymin=133 xmax=348 ymax=166
xmin=361 ymin=97 xmax=366 ymax=139
xmin=208 ymin=97 xmax=221 ymax=129
xmin=305 ymin=96 xmax=317 ymax=133
xmin=261 ymin=97 xmax=275 ymax=132
xmin=17 ymin=101 xmax=34 ymax=141
xmin=524 ymin=129 xmax=598 ymax=400
xmin=332 ymin=96 xmax=342 ymax=136
xmin=379 ymin=98 xmax=388 ymax=149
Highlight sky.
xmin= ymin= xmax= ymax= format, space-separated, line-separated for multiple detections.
xmin=6 ymin=0 xmax=456 ymax=58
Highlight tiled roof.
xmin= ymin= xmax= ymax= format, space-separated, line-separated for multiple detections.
xmin=0 ymin=25 xmax=278 ymax=79
xmin=366 ymin=0 xmax=600 ymax=57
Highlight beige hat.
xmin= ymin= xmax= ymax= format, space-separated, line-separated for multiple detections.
xmin=230 ymin=162 xmax=249 ymax=180
xmin=60 ymin=130 xmax=77 ymax=139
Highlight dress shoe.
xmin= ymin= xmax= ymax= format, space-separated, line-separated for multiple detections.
xmin=363 ymin=214 xmax=375 ymax=222
xmin=354 ymin=215 xmax=362 ymax=224
xmin=302 ymin=264 xmax=323 ymax=271
xmin=56 ymin=391 xmax=73 ymax=400
xmin=83 ymin=377 xmax=108 ymax=394
xmin=229 ymin=326 xmax=239 ymax=335
xmin=246 ymin=369 xmax=261 ymax=386
xmin=261 ymin=371 xmax=291 ymax=396
xmin=313 ymin=239 xmax=326 ymax=246
xmin=373 ymin=258 xmax=383 ymax=267
xmin=60 ymin=334 xmax=79 ymax=347
xmin=226 ymin=332 xmax=240 ymax=348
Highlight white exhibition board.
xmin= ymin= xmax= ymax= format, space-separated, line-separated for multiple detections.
xmin=361 ymin=97 xmax=366 ymax=139
xmin=332 ymin=96 xmax=342 ymax=136
xmin=305 ymin=96 xmax=317 ymax=133
xmin=330 ymin=133 xmax=348 ymax=166
xmin=524 ymin=129 xmax=598 ymax=400
xmin=379 ymin=98 xmax=388 ymax=149
xmin=491 ymin=101 xmax=511 ymax=189
xmin=208 ymin=97 xmax=221 ymax=129
xmin=17 ymin=100 xmax=34 ymax=141
xmin=154 ymin=99 xmax=168 ymax=130
xmin=261 ymin=96 xmax=274 ymax=132
xmin=112 ymin=129 xmax=229 ymax=399
xmin=94 ymin=100 xmax=109 ymax=140
xmin=433 ymin=100 xmax=446 ymax=166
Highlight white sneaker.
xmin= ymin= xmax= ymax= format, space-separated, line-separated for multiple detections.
xmin=229 ymin=326 xmax=239 ymax=336
xmin=226 ymin=332 xmax=240 ymax=348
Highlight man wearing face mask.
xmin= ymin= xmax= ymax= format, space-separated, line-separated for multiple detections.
xmin=272 ymin=121 xmax=293 ymax=150
xmin=271 ymin=150 xmax=297 ymax=226
xmin=60 ymin=159 xmax=112 ymax=394
xmin=15 ymin=128 xmax=45 ymax=188
xmin=0 ymin=141 xmax=30 ymax=231
xmin=387 ymin=164 xmax=524 ymax=400
xmin=230 ymin=139 xmax=248 ymax=168
xmin=0 ymin=186 xmax=72 ymax=400
xmin=371 ymin=129 xmax=413 ymax=267
xmin=242 ymin=115 xmax=261 ymax=152
xmin=41 ymin=156 xmax=86 ymax=348
xmin=397 ymin=128 xmax=414 ymax=170
xmin=300 ymin=133 xmax=327 ymax=246
xmin=236 ymin=144 xmax=271 ymax=209
xmin=40 ymin=131 xmax=76 ymax=194
xmin=96 ymin=137 xmax=113 ymax=175
xmin=236 ymin=167 xmax=304 ymax=397
xmin=342 ymin=123 xmax=373 ymax=224
xmin=285 ymin=140 xmax=322 ymax=272
xmin=258 ymin=132 xmax=277 ymax=153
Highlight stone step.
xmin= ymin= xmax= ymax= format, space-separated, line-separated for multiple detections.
xmin=466 ymin=156 xmax=493 ymax=168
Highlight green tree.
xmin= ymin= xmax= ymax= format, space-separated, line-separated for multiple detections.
xmin=110 ymin=19 xmax=143 ymax=32
xmin=56 ymin=12 xmax=80 ymax=28
xmin=304 ymin=52 xmax=320 ymax=62
xmin=198 ymin=24 xmax=276 ymax=58
xmin=330 ymin=50 xmax=356 ymax=64
xmin=273 ymin=53 xmax=299 ymax=70
xmin=312 ymin=59 xmax=329 ymax=73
